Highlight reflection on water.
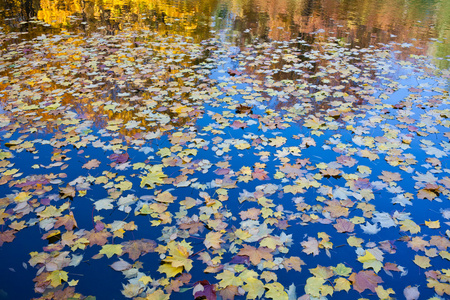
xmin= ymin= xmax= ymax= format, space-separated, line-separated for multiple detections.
xmin=1 ymin=0 xmax=449 ymax=45
xmin=0 ymin=0 xmax=448 ymax=67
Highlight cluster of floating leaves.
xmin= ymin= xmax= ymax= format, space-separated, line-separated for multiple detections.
xmin=0 ymin=24 xmax=450 ymax=300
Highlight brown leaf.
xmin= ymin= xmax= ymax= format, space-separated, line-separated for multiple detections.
xmin=0 ymin=229 xmax=16 ymax=246
xmin=282 ymin=256 xmax=305 ymax=271
xmin=121 ymin=239 xmax=156 ymax=261
xmin=86 ymin=230 xmax=111 ymax=246
xmin=218 ymin=285 xmax=239 ymax=300
xmin=237 ymin=245 xmax=273 ymax=265
xmin=54 ymin=212 xmax=78 ymax=231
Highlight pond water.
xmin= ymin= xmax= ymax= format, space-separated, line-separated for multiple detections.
xmin=0 ymin=0 xmax=450 ymax=299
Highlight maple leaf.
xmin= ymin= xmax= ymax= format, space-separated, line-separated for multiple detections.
xmin=60 ymin=185 xmax=76 ymax=198
xmin=425 ymin=220 xmax=441 ymax=229
xmin=358 ymin=251 xmax=377 ymax=263
xmin=54 ymin=212 xmax=77 ymax=231
xmin=121 ymin=239 xmax=156 ymax=260
xmin=240 ymin=208 xmax=261 ymax=220
xmin=243 ymin=278 xmax=265 ymax=299
xmin=430 ymin=235 xmax=450 ymax=250
xmin=332 ymin=263 xmax=352 ymax=277
xmin=0 ymin=230 xmax=16 ymax=246
xmin=47 ymin=270 xmax=68 ymax=288
xmin=155 ymin=191 xmax=176 ymax=203
xmin=333 ymin=218 xmax=355 ymax=233
xmin=158 ymin=263 xmax=184 ymax=278
xmin=82 ymin=159 xmax=101 ymax=169
xmin=378 ymin=171 xmax=402 ymax=183
xmin=121 ymin=283 xmax=143 ymax=298
xmin=324 ymin=200 xmax=349 ymax=218
xmin=427 ymin=278 xmax=450 ymax=296
xmin=252 ymin=168 xmax=269 ymax=180
xmin=407 ymin=236 xmax=430 ymax=251
xmin=268 ymin=136 xmax=287 ymax=147
xmin=334 ymin=277 xmax=351 ymax=292
xmin=93 ymin=198 xmax=114 ymax=210
xmin=218 ymin=285 xmax=239 ymax=300
xmin=347 ymin=236 xmax=364 ymax=247
xmin=230 ymin=120 xmax=248 ymax=129
xmin=99 ymin=244 xmax=123 ymax=258
xmin=301 ymin=237 xmax=320 ymax=256
xmin=349 ymin=270 xmax=383 ymax=293
xmin=216 ymin=270 xmax=243 ymax=288
xmin=417 ymin=188 xmax=438 ymax=200
xmin=399 ymin=219 xmax=421 ymax=234
xmin=265 ymin=282 xmax=288 ymax=300
xmin=375 ymin=285 xmax=395 ymax=300
xmin=304 ymin=276 xmax=325 ymax=298
xmin=162 ymin=240 xmax=193 ymax=272
xmin=413 ymin=255 xmax=431 ymax=269
xmin=204 ymin=231 xmax=224 ymax=249
xmin=86 ymin=230 xmax=111 ymax=246
xmin=282 ymin=256 xmax=305 ymax=272
xmin=140 ymin=166 xmax=168 ymax=188
xmin=238 ymin=245 xmax=273 ymax=265
xmin=304 ymin=116 xmax=324 ymax=129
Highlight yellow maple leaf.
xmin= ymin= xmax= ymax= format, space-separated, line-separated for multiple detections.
xmin=158 ymin=263 xmax=183 ymax=278
xmin=331 ymin=263 xmax=352 ymax=277
xmin=243 ymin=278 xmax=265 ymax=299
xmin=425 ymin=220 xmax=440 ymax=229
xmin=358 ymin=251 xmax=377 ymax=263
xmin=204 ymin=231 xmax=223 ymax=249
xmin=375 ymin=285 xmax=395 ymax=299
xmin=47 ymin=270 xmax=68 ymax=288
xmin=399 ymin=219 xmax=421 ymax=234
xmin=347 ymin=236 xmax=364 ymax=247
xmin=121 ymin=283 xmax=143 ymax=298
xmin=138 ymin=275 xmax=153 ymax=285
xmin=264 ymin=282 xmax=288 ymax=300
xmin=334 ymin=277 xmax=351 ymax=292
xmin=155 ymin=191 xmax=176 ymax=203
xmin=140 ymin=166 xmax=167 ymax=188
xmin=68 ymin=279 xmax=79 ymax=286
xmin=427 ymin=278 xmax=450 ymax=296
xmin=305 ymin=276 xmax=325 ymax=298
xmin=115 ymin=180 xmax=132 ymax=191
xmin=439 ymin=251 xmax=450 ymax=260
xmin=163 ymin=240 xmax=193 ymax=271
xmin=260 ymin=236 xmax=282 ymax=250
xmin=235 ymin=142 xmax=251 ymax=150
xmin=144 ymin=289 xmax=170 ymax=300
xmin=216 ymin=270 xmax=243 ymax=288
xmin=413 ymin=255 xmax=431 ymax=269
xmin=14 ymin=192 xmax=31 ymax=203
xmin=304 ymin=116 xmax=324 ymax=129
xmin=99 ymin=244 xmax=123 ymax=258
